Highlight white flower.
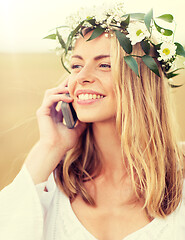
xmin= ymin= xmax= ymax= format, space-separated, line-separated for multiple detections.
xmin=83 ymin=21 xmax=92 ymax=28
xmin=160 ymin=29 xmax=165 ymax=34
xmin=101 ymin=23 xmax=107 ymax=28
xmin=95 ymin=10 xmax=107 ymax=23
xmin=126 ymin=22 xmax=150 ymax=45
xmin=106 ymin=16 xmax=112 ymax=26
xmin=157 ymin=42 xmax=177 ymax=61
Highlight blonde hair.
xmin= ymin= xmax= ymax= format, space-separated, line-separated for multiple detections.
xmin=54 ymin=33 xmax=184 ymax=218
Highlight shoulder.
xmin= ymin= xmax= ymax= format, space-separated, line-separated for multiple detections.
xmin=167 ymin=180 xmax=185 ymax=239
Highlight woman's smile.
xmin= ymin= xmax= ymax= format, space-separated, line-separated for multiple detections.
xmin=68 ymin=32 xmax=117 ymax=123
xmin=75 ymin=89 xmax=105 ymax=105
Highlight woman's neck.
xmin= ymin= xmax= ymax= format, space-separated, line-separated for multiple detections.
xmin=92 ymin=119 xmax=127 ymax=182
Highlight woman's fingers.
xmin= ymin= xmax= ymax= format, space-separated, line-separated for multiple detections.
xmin=43 ymin=94 xmax=73 ymax=108
xmin=38 ymin=94 xmax=73 ymax=117
xmin=38 ymin=78 xmax=72 ymax=117
xmin=36 ymin=77 xmax=74 ymax=128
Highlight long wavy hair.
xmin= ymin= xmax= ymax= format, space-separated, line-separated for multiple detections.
xmin=54 ymin=32 xmax=184 ymax=218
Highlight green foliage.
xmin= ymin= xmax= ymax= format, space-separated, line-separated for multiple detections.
xmin=175 ymin=43 xmax=185 ymax=57
xmin=122 ymin=13 xmax=145 ymax=20
xmin=140 ymin=40 xmax=150 ymax=55
xmin=115 ymin=30 xmax=132 ymax=54
xmin=44 ymin=6 xmax=184 ymax=82
xmin=165 ymin=68 xmax=184 ymax=79
xmin=157 ymin=14 xmax=174 ymax=23
xmin=168 ymin=83 xmax=183 ymax=88
xmin=56 ymin=30 xmax=67 ymax=53
xmin=142 ymin=55 xmax=160 ymax=77
xmin=144 ymin=9 xmax=153 ymax=32
xmin=43 ymin=34 xmax=56 ymax=40
xmin=154 ymin=21 xmax=173 ymax=36
xmin=124 ymin=56 xmax=139 ymax=77
xmin=120 ymin=15 xmax=130 ymax=28
xmin=87 ymin=27 xmax=105 ymax=41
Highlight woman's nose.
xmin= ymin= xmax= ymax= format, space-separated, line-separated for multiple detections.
xmin=76 ymin=65 xmax=95 ymax=85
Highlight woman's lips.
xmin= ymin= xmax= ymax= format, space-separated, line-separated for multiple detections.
xmin=77 ymin=98 xmax=104 ymax=105
xmin=75 ymin=90 xmax=105 ymax=105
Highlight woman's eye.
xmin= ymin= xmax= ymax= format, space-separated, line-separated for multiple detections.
xmin=99 ymin=63 xmax=111 ymax=69
xmin=71 ymin=64 xmax=82 ymax=69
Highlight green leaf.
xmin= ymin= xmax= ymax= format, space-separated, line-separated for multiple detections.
xmin=140 ymin=40 xmax=150 ymax=55
xmin=166 ymin=73 xmax=179 ymax=78
xmin=165 ymin=67 xmax=184 ymax=78
xmin=122 ymin=13 xmax=145 ymax=20
xmin=43 ymin=34 xmax=56 ymax=40
xmin=115 ymin=30 xmax=132 ymax=54
xmin=56 ymin=30 xmax=67 ymax=52
xmin=66 ymin=21 xmax=84 ymax=50
xmin=142 ymin=55 xmax=160 ymax=77
xmin=61 ymin=53 xmax=71 ymax=74
xmin=120 ymin=15 xmax=130 ymax=28
xmin=87 ymin=27 xmax=105 ymax=41
xmin=174 ymin=43 xmax=185 ymax=57
xmin=124 ymin=56 xmax=139 ymax=77
xmin=154 ymin=21 xmax=173 ymax=36
xmin=55 ymin=25 xmax=69 ymax=29
xmin=154 ymin=43 xmax=162 ymax=51
xmin=86 ymin=18 xmax=96 ymax=26
xmin=144 ymin=9 xmax=153 ymax=32
xmin=157 ymin=14 xmax=174 ymax=23
xmin=169 ymin=83 xmax=183 ymax=88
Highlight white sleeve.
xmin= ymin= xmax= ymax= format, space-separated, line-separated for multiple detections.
xmin=35 ymin=169 xmax=56 ymax=216
xmin=0 ymin=165 xmax=45 ymax=240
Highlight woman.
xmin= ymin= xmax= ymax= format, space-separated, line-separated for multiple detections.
xmin=0 ymin=3 xmax=185 ymax=240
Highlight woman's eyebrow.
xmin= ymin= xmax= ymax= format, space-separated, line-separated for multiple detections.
xmin=71 ymin=55 xmax=83 ymax=60
xmin=71 ymin=55 xmax=110 ymax=61
xmin=94 ymin=55 xmax=110 ymax=61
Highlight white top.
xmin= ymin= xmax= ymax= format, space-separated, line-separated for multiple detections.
xmin=0 ymin=165 xmax=185 ymax=240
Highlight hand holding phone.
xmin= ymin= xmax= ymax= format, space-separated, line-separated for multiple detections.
xmin=61 ymin=93 xmax=78 ymax=129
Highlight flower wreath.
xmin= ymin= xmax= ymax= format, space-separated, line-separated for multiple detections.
xmin=44 ymin=2 xmax=185 ymax=88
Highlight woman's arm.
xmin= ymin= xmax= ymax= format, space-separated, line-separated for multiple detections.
xmin=25 ymin=79 xmax=86 ymax=184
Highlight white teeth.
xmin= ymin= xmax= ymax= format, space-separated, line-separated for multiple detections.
xmin=78 ymin=93 xmax=104 ymax=100
xmin=92 ymin=94 xmax=96 ymax=99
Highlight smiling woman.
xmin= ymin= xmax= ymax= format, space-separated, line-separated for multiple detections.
xmin=0 ymin=2 xmax=185 ymax=240
xmin=68 ymin=33 xmax=116 ymax=123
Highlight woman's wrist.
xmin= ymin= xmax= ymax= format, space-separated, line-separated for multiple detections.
xmin=25 ymin=141 xmax=66 ymax=184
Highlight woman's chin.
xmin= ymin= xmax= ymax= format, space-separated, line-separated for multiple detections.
xmin=77 ymin=114 xmax=116 ymax=124
xmin=77 ymin=116 xmax=96 ymax=123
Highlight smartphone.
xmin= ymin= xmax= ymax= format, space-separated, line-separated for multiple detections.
xmin=61 ymin=94 xmax=78 ymax=129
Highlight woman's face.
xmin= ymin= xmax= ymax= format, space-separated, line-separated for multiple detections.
xmin=68 ymin=32 xmax=117 ymax=123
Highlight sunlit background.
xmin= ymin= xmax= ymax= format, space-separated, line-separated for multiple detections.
xmin=0 ymin=0 xmax=185 ymax=189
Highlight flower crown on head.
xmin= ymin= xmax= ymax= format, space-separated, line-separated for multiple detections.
xmin=44 ymin=2 xmax=185 ymax=88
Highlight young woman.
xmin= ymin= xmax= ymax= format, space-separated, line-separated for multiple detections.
xmin=0 ymin=3 xmax=185 ymax=240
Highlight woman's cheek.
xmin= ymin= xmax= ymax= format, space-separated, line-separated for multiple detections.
xmin=68 ymin=75 xmax=76 ymax=98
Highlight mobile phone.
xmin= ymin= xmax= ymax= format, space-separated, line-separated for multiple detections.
xmin=61 ymin=94 xmax=78 ymax=129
